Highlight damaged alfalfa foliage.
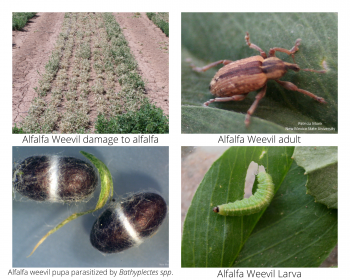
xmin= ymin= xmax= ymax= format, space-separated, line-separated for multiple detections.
xmin=95 ymin=100 xmax=169 ymax=134
xmin=14 ymin=12 xmax=168 ymax=134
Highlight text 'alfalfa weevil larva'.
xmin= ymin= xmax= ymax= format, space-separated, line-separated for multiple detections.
xmin=190 ymin=32 xmax=327 ymax=127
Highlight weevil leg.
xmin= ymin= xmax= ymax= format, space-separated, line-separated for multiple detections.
xmin=203 ymin=94 xmax=247 ymax=107
xmin=275 ymin=79 xmax=326 ymax=103
xmin=302 ymin=68 xmax=327 ymax=74
xmin=302 ymin=60 xmax=328 ymax=73
xmin=190 ymin=60 xmax=233 ymax=73
xmin=245 ymin=85 xmax=267 ymax=127
xmin=268 ymin=38 xmax=302 ymax=63
xmin=245 ymin=32 xmax=267 ymax=59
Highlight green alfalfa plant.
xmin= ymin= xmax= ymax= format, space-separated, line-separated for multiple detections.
xmin=12 ymin=12 xmax=37 ymax=30
xmin=95 ymin=101 xmax=169 ymax=134
xmin=146 ymin=13 xmax=169 ymax=37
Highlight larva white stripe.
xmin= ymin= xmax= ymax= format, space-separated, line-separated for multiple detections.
xmin=115 ymin=205 xmax=142 ymax=246
xmin=48 ymin=156 xmax=60 ymax=201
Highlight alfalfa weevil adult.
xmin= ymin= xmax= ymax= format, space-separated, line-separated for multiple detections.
xmin=190 ymin=32 xmax=327 ymax=127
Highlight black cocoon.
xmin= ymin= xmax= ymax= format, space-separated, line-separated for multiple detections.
xmin=13 ymin=156 xmax=98 ymax=202
xmin=90 ymin=192 xmax=167 ymax=253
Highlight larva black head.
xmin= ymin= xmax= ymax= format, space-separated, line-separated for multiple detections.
xmin=13 ymin=156 xmax=98 ymax=202
xmin=213 ymin=206 xmax=219 ymax=213
xmin=90 ymin=192 xmax=167 ymax=254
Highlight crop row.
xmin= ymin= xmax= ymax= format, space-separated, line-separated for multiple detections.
xmin=146 ymin=13 xmax=169 ymax=37
xmin=15 ymin=12 xmax=168 ymax=134
xmin=12 ymin=12 xmax=37 ymax=30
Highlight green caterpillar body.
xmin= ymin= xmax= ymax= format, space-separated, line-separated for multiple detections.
xmin=213 ymin=171 xmax=274 ymax=216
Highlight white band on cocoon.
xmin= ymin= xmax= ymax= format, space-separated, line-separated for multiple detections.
xmin=115 ymin=204 xmax=142 ymax=246
xmin=48 ymin=156 xmax=60 ymax=201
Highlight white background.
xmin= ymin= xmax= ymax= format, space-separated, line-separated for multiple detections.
xmin=2 ymin=1 xmax=348 ymax=279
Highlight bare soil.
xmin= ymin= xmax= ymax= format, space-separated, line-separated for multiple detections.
xmin=12 ymin=13 xmax=64 ymax=125
xmin=114 ymin=13 xmax=169 ymax=115
xmin=12 ymin=12 xmax=169 ymax=127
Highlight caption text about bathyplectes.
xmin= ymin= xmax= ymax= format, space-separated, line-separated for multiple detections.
xmin=8 ymin=268 xmax=172 ymax=277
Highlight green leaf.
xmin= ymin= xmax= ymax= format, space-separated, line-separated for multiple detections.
xmin=293 ymin=146 xmax=337 ymax=173
xmin=182 ymin=106 xmax=290 ymax=133
xmin=182 ymin=13 xmax=337 ymax=133
xmin=181 ymin=147 xmax=294 ymax=267
xmin=234 ymin=162 xmax=337 ymax=267
xmin=181 ymin=147 xmax=337 ymax=267
xmin=292 ymin=147 xmax=338 ymax=209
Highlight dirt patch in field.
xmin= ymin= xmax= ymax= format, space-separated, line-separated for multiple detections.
xmin=12 ymin=13 xmax=65 ymax=125
xmin=114 ymin=13 xmax=169 ymax=115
